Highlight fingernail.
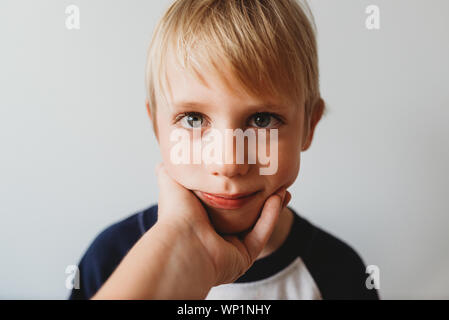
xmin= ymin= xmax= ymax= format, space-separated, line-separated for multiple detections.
xmin=283 ymin=191 xmax=291 ymax=208
xmin=279 ymin=188 xmax=286 ymax=204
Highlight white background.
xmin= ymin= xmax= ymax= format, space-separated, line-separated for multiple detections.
xmin=0 ymin=0 xmax=448 ymax=299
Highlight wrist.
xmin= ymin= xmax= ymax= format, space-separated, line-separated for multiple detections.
xmin=93 ymin=218 xmax=216 ymax=300
xmin=146 ymin=219 xmax=217 ymax=297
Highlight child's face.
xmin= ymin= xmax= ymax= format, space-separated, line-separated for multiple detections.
xmin=151 ymin=52 xmax=312 ymax=234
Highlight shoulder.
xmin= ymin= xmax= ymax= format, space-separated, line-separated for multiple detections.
xmin=291 ymin=209 xmax=380 ymax=300
xmin=68 ymin=204 xmax=158 ymax=299
xmin=87 ymin=204 xmax=158 ymax=254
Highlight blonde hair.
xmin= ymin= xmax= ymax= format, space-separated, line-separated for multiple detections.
xmin=145 ymin=0 xmax=325 ymax=137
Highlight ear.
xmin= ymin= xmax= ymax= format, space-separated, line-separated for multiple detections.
xmin=302 ymin=98 xmax=325 ymax=151
xmin=145 ymin=99 xmax=153 ymax=122
xmin=146 ymin=99 xmax=160 ymax=142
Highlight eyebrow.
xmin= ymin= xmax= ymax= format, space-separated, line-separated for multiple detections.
xmin=172 ymin=101 xmax=289 ymax=112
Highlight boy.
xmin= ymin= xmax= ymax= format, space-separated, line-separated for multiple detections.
xmin=69 ymin=0 xmax=379 ymax=300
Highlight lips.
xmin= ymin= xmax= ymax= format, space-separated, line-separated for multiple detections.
xmin=198 ymin=190 xmax=260 ymax=210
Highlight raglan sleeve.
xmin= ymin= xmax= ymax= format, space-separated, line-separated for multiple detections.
xmin=302 ymin=225 xmax=381 ymax=300
xmin=67 ymin=223 xmax=132 ymax=300
xmin=330 ymin=239 xmax=381 ymax=300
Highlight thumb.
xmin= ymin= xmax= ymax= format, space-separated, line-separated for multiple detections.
xmin=155 ymin=163 xmax=190 ymax=211
xmin=243 ymin=187 xmax=286 ymax=261
xmin=155 ymin=162 xmax=187 ymax=196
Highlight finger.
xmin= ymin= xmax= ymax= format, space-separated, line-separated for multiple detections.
xmin=282 ymin=191 xmax=291 ymax=208
xmin=155 ymin=163 xmax=208 ymax=227
xmin=155 ymin=163 xmax=190 ymax=210
xmin=243 ymin=188 xmax=286 ymax=261
xmin=156 ymin=163 xmax=184 ymax=195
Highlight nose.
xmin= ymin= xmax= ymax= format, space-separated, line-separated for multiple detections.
xmin=204 ymin=128 xmax=251 ymax=178
xmin=207 ymin=162 xmax=250 ymax=178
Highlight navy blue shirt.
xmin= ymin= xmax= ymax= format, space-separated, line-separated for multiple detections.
xmin=68 ymin=204 xmax=380 ymax=300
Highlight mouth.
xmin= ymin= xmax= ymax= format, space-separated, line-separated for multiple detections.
xmin=197 ymin=190 xmax=260 ymax=210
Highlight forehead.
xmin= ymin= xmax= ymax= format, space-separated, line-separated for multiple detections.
xmin=162 ymin=49 xmax=288 ymax=111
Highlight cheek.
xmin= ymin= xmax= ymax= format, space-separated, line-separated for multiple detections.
xmin=279 ymin=152 xmax=300 ymax=187
xmin=157 ymin=123 xmax=205 ymax=190
xmin=162 ymin=161 xmax=204 ymax=191
xmin=268 ymin=138 xmax=301 ymax=189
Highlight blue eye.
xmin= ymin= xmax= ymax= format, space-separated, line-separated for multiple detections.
xmin=175 ymin=112 xmax=282 ymax=129
xmin=177 ymin=113 xmax=205 ymax=129
xmin=249 ymin=113 xmax=282 ymax=128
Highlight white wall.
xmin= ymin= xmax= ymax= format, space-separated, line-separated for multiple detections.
xmin=0 ymin=0 xmax=447 ymax=299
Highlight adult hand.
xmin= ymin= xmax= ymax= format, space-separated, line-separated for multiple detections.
xmin=155 ymin=162 xmax=291 ymax=286
xmin=92 ymin=163 xmax=290 ymax=300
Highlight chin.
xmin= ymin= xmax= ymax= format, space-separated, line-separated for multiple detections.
xmin=204 ymin=203 xmax=262 ymax=235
